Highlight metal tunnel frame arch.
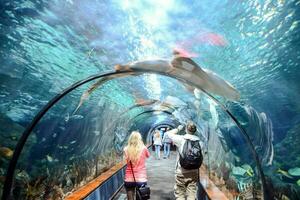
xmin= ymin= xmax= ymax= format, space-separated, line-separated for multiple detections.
xmin=2 ymin=69 xmax=270 ymax=200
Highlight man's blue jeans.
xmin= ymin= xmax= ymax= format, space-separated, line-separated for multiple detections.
xmin=164 ymin=143 xmax=171 ymax=158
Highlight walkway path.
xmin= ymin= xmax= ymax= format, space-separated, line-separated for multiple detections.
xmin=113 ymin=150 xmax=177 ymax=200
xmin=113 ymin=150 xmax=231 ymax=200
xmin=146 ymin=150 xmax=177 ymax=200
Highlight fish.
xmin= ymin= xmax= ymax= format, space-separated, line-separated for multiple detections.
xmin=58 ymin=145 xmax=68 ymax=149
xmin=46 ymin=155 xmax=53 ymax=162
xmin=245 ymin=168 xmax=254 ymax=177
xmin=65 ymin=114 xmax=84 ymax=122
xmin=64 ymin=113 xmax=70 ymax=122
xmin=73 ymin=77 xmax=114 ymax=114
xmin=86 ymin=47 xmax=95 ymax=58
xmin=134 ymin=98 xmax=157 ymax=106
xmin=59 ymin=126 xmax=66 ymax=131
xmin=72 ymin=115 xmax=84 ymax=120
xmin=115 ymin=53 xmax=240 ymax=101
xmin=277 ymin=168 xmax=293 ymax=179
xmin=46 ymin=155 xmax=58 ymax=162
xmin=73 ymin=73 xmax=135 ymax=114
xmin=170 ymin=55 xmax=240 ymax=100
xmin=69 ymin=156 xmax=76 ymax=161
xmin=175 ymin=31 xmax=227 ymax=50
xmin=10 ymin=136 xmax=18 ymax=141
xmin=70 ymin=140 xmax=76 ymax=144
xmin=0 ymin=147 xmax=14 ymax=159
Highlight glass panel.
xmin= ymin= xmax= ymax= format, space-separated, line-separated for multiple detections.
xmin=5 ymin=73 xmax=196 ymax=199
xmin=8 ymin=76 xmax=137 ymax=199
xmin=196 ymin=94 xmax=264 ymax=199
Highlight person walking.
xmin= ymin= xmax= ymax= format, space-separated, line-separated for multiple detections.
xmin=165 ymin=121 xmax=203 ymax=200
xmin=153 ymin=130 xmax=162 ymax=159
xmin=124 ymin=131 xmax=150 ymax=200
xmin=162 ymin=128 xmax=172 ymax=159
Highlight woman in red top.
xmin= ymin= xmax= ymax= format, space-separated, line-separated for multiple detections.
xmin=124 ymin=131 xmax=150 ymax=200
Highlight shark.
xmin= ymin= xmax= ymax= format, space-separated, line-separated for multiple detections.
xmin=74 ymin=52 xmax=240 ymax=113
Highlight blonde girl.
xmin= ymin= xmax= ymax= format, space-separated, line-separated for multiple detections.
xmin=153 ymin=130 xmax=162 ymax=159
xmin=124 ymin=131 xmax=150 ymax=200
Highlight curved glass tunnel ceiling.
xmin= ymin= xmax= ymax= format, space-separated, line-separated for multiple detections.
xmin=1 ymin=0 xmax=300 ymax=199
xmin=0 ymin=72 xmax=275 ymax=199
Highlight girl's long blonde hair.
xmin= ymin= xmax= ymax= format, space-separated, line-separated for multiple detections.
xmin=125 ymin=131 xmax=145 ymax=163
xmin=154 ymin=130 xmax=160 ymax=138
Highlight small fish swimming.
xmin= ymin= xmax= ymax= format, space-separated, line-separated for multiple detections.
xmin=70 ymin=114 xmax=84 ymax=120
xmin=58 ymin=145 xmax=68 ymax=149
xmin=10 ymin=136 xmax=18 ymax=141
xmin=69 ymin=156 xmax=76 ymax=161
xmin=46 ymin=155 xmax=53 ymax=162
xmin=46 ymin=155 xmax=59 ymax=162
xmin=59 ymin=126 xmax=66 ymax=131
xmin=245 ymin=168 xmax=254 ymax=177
xmin=86 ymin=47 xmax=95 ymax=58
xmin=0 ymin=146 xmax=14 ymax=159
xmin=277 ymin=168 xmax=293 ymax=179
xmin=64 ymin=113 xmax=70 ymax=122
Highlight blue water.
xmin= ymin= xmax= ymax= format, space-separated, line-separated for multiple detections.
xmin=0 ymin=0 xmax=300 ymax=199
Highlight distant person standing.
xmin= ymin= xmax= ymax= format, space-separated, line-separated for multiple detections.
xmin=165 ymin=121 xmax=203 ymax=200
xmin=153 ymin=130 xmax=162 ymax=159
xmin=162 ymin=128 xmax=172 ymax=159
xmin=124 ymin=131 xmax=150 ymax=200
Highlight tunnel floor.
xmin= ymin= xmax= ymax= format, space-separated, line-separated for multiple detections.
xmin=112 ymin=149 xmax=232 ymax=200
xmin=114 ymin=150 xmax=177 ymax=200
xmin=146 ymin=150 xmax=177 ymax=200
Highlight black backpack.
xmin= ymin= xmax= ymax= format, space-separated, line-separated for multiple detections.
xmin=179 ymin=139 xmax=203 ymax=170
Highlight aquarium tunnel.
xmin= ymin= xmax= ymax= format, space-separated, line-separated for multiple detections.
xmin=1 ymin=0 xmax=300 ymax=200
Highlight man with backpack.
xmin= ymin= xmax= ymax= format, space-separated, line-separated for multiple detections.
xmin=165 ymin=121 xmax=203 ymax=200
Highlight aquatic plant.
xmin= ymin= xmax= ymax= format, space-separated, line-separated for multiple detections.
xmin=274 ymin=123 xmax=300 ymax=169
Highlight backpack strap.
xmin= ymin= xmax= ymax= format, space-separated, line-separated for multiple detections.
xmin=176 ymin=138 xmax=188 ymax=169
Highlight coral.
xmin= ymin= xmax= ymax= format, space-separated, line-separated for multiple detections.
xmin=274 ymin=123 xmax=300 ymax=169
